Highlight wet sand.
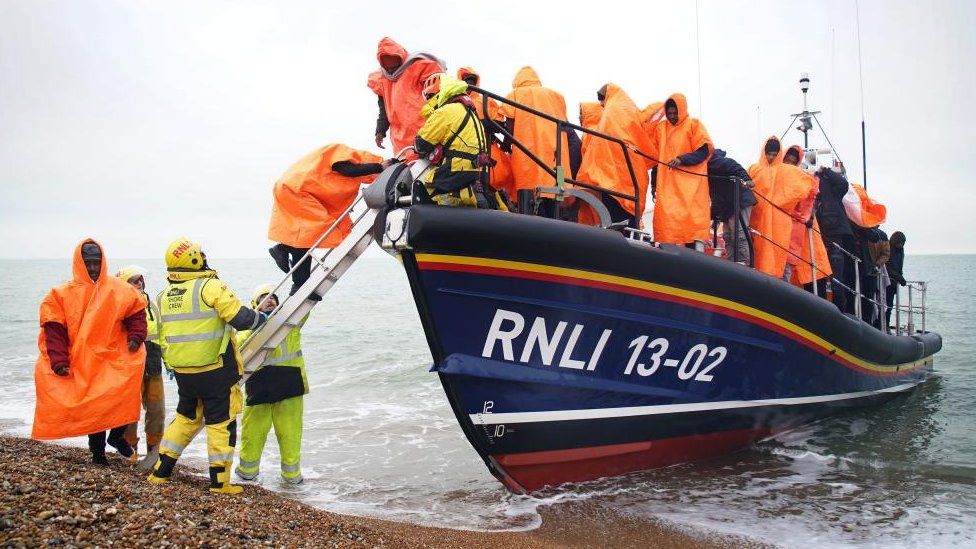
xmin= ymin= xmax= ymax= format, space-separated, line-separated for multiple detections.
xmin=0 ymin=436 xmax=764 ymax=548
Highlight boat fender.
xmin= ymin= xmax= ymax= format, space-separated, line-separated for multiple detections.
xmin=363 ymin=162 xmax=413 ymax=209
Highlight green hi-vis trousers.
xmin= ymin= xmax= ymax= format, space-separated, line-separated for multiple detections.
xmin=235 ymin=395 xmax=304 ymax=483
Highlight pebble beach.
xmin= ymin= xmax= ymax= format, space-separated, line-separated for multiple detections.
xmin=0 ymin=436 xmax=764 ymax=548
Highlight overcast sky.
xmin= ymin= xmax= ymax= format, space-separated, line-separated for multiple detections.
xmin=1 ymin=0 xmax=973 ymax=259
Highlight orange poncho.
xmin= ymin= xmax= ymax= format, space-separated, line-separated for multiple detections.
xmin=785 ymin=146 xmax=832 ymax=285
xmin=499 ymin=67 xmax=570 ymax=193
xmin=268 ymin=144 xmax=383 ymax=249
xmin=649 ymin=93 xmax=713 ymax=244
xmin=577 ymin=84 xmax=653 ymax=218
xmin=844 ymin=183 xmax=887 ymax=228
xmin=33 ymin=240 xmax=146 ymax=440
xmin=748 ymin=137 xmax=809 ymax=278
xmin=367 ymin=37 xmax=445 ymax=153
xmin=579 ymin=101 xmax=604 ymax=156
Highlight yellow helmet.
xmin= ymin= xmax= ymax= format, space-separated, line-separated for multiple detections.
xmin=251 ymin=283 xmax=279 ymax=309
xmin=165 ymin=238 xmax=205 ymax=270
xmin=115 ymin=265 xmax=148 ymax=284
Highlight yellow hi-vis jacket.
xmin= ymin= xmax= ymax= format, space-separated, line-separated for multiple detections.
xmin=157 ymin=270 xmax=245 ymax=374
xmin=236 ymin=315 xmax=308 ymax=406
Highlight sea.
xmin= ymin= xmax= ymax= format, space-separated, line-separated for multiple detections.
xmin=1 ymin=254 xmax=973 ymax=548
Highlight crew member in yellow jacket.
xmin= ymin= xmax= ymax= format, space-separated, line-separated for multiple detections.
xmin=147 ymin=238 xmax=267 ymax=495
xmin=234 ymin=284 xmax=309 ymax=484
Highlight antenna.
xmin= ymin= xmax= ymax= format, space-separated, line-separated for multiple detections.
xmin=855 ymin=0 xmax=868 ymax=189
xmin=695 ymin=0 xmax=703 ymax=116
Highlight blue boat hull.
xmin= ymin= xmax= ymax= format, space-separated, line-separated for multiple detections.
xmin=392 ymin=206 xmax=939 ymax=492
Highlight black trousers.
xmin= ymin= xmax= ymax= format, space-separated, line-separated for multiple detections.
xmin=276 ymin=244 xmax=311 ymax=295
xmin=88 ymin=426 xmax=129 ymax=457
xmin=824 ymin=234 xmax=856 ymax=314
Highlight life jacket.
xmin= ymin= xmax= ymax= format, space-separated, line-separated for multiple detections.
xmin=157 ymin=278 xmax=231 ymax=369
xmin=237 ymin=318 xmax=308 ymax=406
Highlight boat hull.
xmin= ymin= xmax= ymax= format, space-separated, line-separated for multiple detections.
xmin=392 ymin=206 xmax=939 ymax=492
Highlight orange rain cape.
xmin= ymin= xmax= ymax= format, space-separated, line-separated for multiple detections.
xmin=498 ymin=66 xmax=570 ymax=194
xmin=268 ymin=144 xmax=384 ymax=249
xmin=577 ymin=84 xmax=653 ymax=221
xmin=33 ymin=239 xmax=146 ymax=440
xmin=843 ymin=182 xmax=887 ymax=228
xmin=748 ymin=137 xmax=809 ymax=278
xmin=579 ymin=101 xmax=604 ymax=156
xmin=784 ymin=146 xmax=832 ymax=285
xmin=649 ymin=93 xmax=713 ymax=244
xmin=640 ymin=102 xmax=666 ymax=137
xmin=367 ymin=37 xmax=445 ymax=153
xmin=456 ymin=66 xmax=514 ymax=198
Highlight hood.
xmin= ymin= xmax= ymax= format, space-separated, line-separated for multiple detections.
xmin=115 ymin=265 xmax=147 ymax=284
xmin=512 ymin=66 xmax=541 ymax=88
xmin=603 ymin=82 xmax=625 ymax=103
xmin=664 ymin=93 xmax=689 ymax=125
xmin=758 ymin=135 xmax=783 ymax=166
xmin=376 ymin=37 xmax=407 ymax=66
xmin=433 ymin=75 xmax=469 ymax=107
xmin=580 ymin=101 xmax=603 ymax=129
xmin=641 ymin=101 xmax=665 ymax=124
xmin=251 ymin=283 xmax=279 ymax=309
xmin=784 ymin=144 xmax=803 ymax=166
xmin=457 ymin=66 xmax=479 ymax=86
xmin=72 ymin=238 xmax=107 ymax=284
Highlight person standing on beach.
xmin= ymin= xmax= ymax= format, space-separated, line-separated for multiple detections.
xmin=116 ymin=266 xmax=166 ymax=469
xmin=32 ymin=239 xmax=147 ymax=465
xmin=147 ymin=238 xmax=267 ymax=495
xmin=234 ymin=285 xmax=309 ymax=485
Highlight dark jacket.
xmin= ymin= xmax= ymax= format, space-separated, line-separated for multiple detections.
xmin=887 ymin=246 xmax=906 ymax=286
xmin=816 ymin=168 xmax=854 ymax=238
xmin=706 ymin=149 xmax=757 ymax=220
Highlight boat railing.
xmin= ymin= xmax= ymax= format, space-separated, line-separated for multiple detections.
xmin=893 ymin=281 xmax=927 ymax=335
xmin=468 ymin=85 xmax=642 ymax=228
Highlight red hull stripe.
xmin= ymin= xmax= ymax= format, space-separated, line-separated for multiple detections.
xmin=416 ymin=257 xmax=929 ymax=378
xmin=495 ymin=427 xmax=772 ymax=492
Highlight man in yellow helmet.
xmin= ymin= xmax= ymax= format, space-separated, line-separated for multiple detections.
xmin=234 ymin=284 xmax=309 ymax=485
xmin=147 ymin=238 xmax=268 ymax=495
xmin=415 ymin=73 xmax=504 ymax=210
xmin=116 ymin=265 xmax=166 ymax=469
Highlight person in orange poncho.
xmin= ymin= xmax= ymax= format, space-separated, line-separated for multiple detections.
xmin=783 ymin=145 xmax=832 ymax=295
xmin=748 ymin=137 xmax=809 ymax=279
xmin=367 ymin=37 xmax=445 ymax=153
xmin=576 ymin=84 xmax=654 ymax=227
xmin=268 ymin=144 xmax=387 ymax=297
xmin=33 ymin=239 xmax=147 ymax=465
xmin=648 ymin=93 xmax=713 ymax=246
xmin=457 ymin=66 xmax=515 ymax=202
xmin=499 ymin=66 xmax=571 ymax=207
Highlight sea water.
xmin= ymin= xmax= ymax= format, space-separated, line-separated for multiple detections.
xmin=1 ymin=254 xmax=973 ymax=547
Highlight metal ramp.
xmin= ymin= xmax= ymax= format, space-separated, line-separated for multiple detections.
xmin=238 ymin=194 xmax=378 ymax=380
xmin=239 ymin=158 xmax=429 ymax=381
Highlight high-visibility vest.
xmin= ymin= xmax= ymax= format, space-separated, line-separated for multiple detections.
xmin=146 ymin=298 xmax=160 ymax=343
xmin=263 ymin=327 xmax=304 ymax=368
xmin=157 ymin=278 xmax=230 ymax=368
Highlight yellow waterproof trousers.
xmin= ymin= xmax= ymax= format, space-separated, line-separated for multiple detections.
xmin=235 ymin=395 xmax=304 ymax=484
xmin=152 ymin=384 xmax=242 ymax=488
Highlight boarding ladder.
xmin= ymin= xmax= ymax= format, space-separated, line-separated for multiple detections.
xmin=238 ymin=158 xmax=429 ymax=380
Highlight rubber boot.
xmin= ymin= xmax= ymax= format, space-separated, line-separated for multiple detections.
xmin=209 ymin=466 xmax=243 ymax=495
xmin=91 ymin=453 xmax=109 ymax=466
xmin=107 ymin=430 xmax=135 ymax=460
xmin=147 ymin=454 xmax=177 ymax=485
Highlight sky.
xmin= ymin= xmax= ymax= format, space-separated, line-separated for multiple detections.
xmin=1 ymin=0 xmax=974 ymax=259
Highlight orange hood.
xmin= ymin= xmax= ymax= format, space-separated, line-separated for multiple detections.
xmin=784 ymin=144 xmax=804 ymax=166
xmin=376 ymin=37 xmax=408 ymax=65
xmin=664 ymin=93 xmax=689 ymax=125
xmin=72 ymin=238 xmax=107 ymax=286
xmin=580 ymin=101 xmax=603 ymax=129
xmin=457 ymin=66 xmax=479 ymax=86
xmin=758 ymin=135 xmax=783 ymax=166
xmin=512 ymin=66 xmax=542 ymax=88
